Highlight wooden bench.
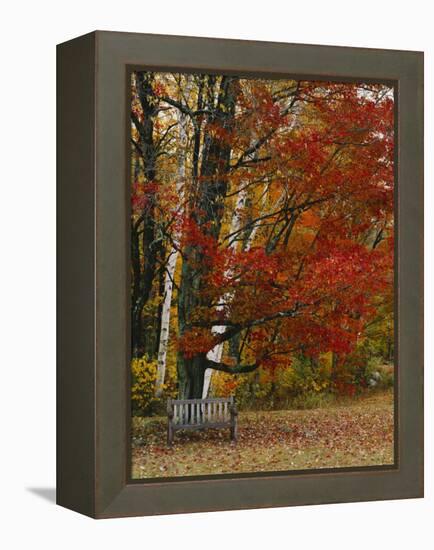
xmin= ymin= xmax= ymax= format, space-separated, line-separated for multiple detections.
xmin=167 ymin=396 xmax=238 ymax=446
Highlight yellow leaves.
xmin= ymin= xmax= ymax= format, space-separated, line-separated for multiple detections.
xmin=131 ymin=356 xmax=177 ymax=414
xmin=211 ymin=370 xmax=240 ymax=397
xmin=131 ymin=358 xmax=159 ymax=413
xmin=211 ymin=353 xmax=334 ymax=406
xmin=142 ymin=293 xmax=163 ymax=313
xmin=311 ymin=380 xmax=329 ymax=392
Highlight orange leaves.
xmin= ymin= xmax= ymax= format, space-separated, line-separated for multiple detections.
xmin=179 ymin=217 xmax=217 ymax=258
xmin=177 ymin=329 xmax=217 ymax=359
xmin=152 ymin=81 xmax=168 ymax=97
xmin=204 ymin=120 xmax=234 ymax=145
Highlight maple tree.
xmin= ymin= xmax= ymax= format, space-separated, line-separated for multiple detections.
xmin=130 ymin=71 xmax=394 ymax=400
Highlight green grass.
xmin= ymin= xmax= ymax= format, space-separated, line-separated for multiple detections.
xmin=131 ymin=389 xmax=394 ymax=479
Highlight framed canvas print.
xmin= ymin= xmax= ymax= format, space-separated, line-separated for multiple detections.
xmin=57 ymin=31 xmax=423 ymax=518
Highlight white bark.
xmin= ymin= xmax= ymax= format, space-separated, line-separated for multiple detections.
xmin=243 ymin=186 xmax=268 ymax=251
xmin=202 ymin=178 xmax=270 ymax=397
xmin=204 ymin=100 xmax=294 ymax=396
xmin=155 ymin=78 xmax=191 ymax=397
xmin=155 ymin=249 xmax=179 ymax=396
xmin=202 ymin=129 xmax=269 ymax=398
xmin=202 ymin=190 xmax=247 ymax=397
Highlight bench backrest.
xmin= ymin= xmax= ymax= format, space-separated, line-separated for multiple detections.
xmin=168 ymin=397 xmax=234 ymax=426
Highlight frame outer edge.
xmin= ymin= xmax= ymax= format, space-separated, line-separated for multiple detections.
xmin=396 ymin=51 xmax=424 ymax=499
xmin=88 ymin=31 xmax=423 ymax=518
xmin=56 ymin=31 xmax=97 ymax=518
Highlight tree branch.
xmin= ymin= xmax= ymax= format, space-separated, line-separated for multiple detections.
xmin=191 ymin=305 xmax=304 ymax=347
xmin=160 ymin=96 xmax=213 ymax=119
xmin=205 ymin=358 xmax=259 ymax=374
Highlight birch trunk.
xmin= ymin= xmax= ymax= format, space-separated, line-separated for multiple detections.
xmin=154 ymin=79 xmax=191 ymax=397
xmin=176 ymin=76 xmax=238 ymax=399
xmin=202 ymin=129 xmax=265 ymax=397
xmin=154 ymin=249 xmax=179 ymax=396
xmin=202 ymin=173 xmax=270 ymax=397
xmin=202 ymin=189 xmax=246 ymax=397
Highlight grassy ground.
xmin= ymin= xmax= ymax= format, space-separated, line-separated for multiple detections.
xmin=131 ymin=390 xmax=394 ymax=479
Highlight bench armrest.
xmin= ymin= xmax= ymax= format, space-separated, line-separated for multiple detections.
xmin=230 ymin=404 xmax=238 ymax=416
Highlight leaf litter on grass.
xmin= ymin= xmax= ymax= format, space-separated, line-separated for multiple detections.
xmin=131 ymin=390 xmax=394 ymax=478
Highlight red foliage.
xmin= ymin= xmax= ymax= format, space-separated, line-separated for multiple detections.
xmin=132 ymin=77 xmax=394 ymax=374
xmin=131 ymin=180 xmax=159 ymax=212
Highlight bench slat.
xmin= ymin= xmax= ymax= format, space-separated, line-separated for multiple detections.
xmin=167 ymin=397 xmax=238 ymax=445
xmin=172 ymin=399 xmax=233 ymax=424
xmin=171 ymin=397 xmax=233 ymax=405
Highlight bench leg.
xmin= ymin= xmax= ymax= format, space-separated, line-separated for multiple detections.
xmin=230 ymin=421 xmax=238 ymax=442
xmin=167 ymin=422 xmax=173 ymax=447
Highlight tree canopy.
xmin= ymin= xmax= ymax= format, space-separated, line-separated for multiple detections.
xmin=130 ymin=71 xmax=394 ymax=401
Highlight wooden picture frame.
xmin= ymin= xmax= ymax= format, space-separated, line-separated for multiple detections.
xmin=57 ymin=30 xmax=423 ymax=518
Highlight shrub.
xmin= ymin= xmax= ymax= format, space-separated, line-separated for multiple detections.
xmin=364 ymin=360 xmax=394 ymax=390
xmin=131 ymin=358 xmax=159 ymax=416
xmin=210 ymin=354 xmax=332 ymax=410
xmin=329 ymin=345 xmax=395 ymax=397
xmin=131 ymin=356 xmax=177 ymax=416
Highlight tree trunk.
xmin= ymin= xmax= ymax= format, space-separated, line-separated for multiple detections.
xmin=177 ymin=75 xmax=238 ymax=399
xmin=202 ymin=137 xmax=262 ymax=397
xmin=131 ymin=72 xmax=160 ymax=358
xmin=331 ymin=352 xmax=339 ymax=382
xmin=203 ymin=188 xmax=247 ymax=397
xmin=155 ymin=250 xmax=178 ymax=395
xmin=155 ymin=77 xmax=192 ymax=396
xmin=177 ymin=354 xmax=207 ymax=400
